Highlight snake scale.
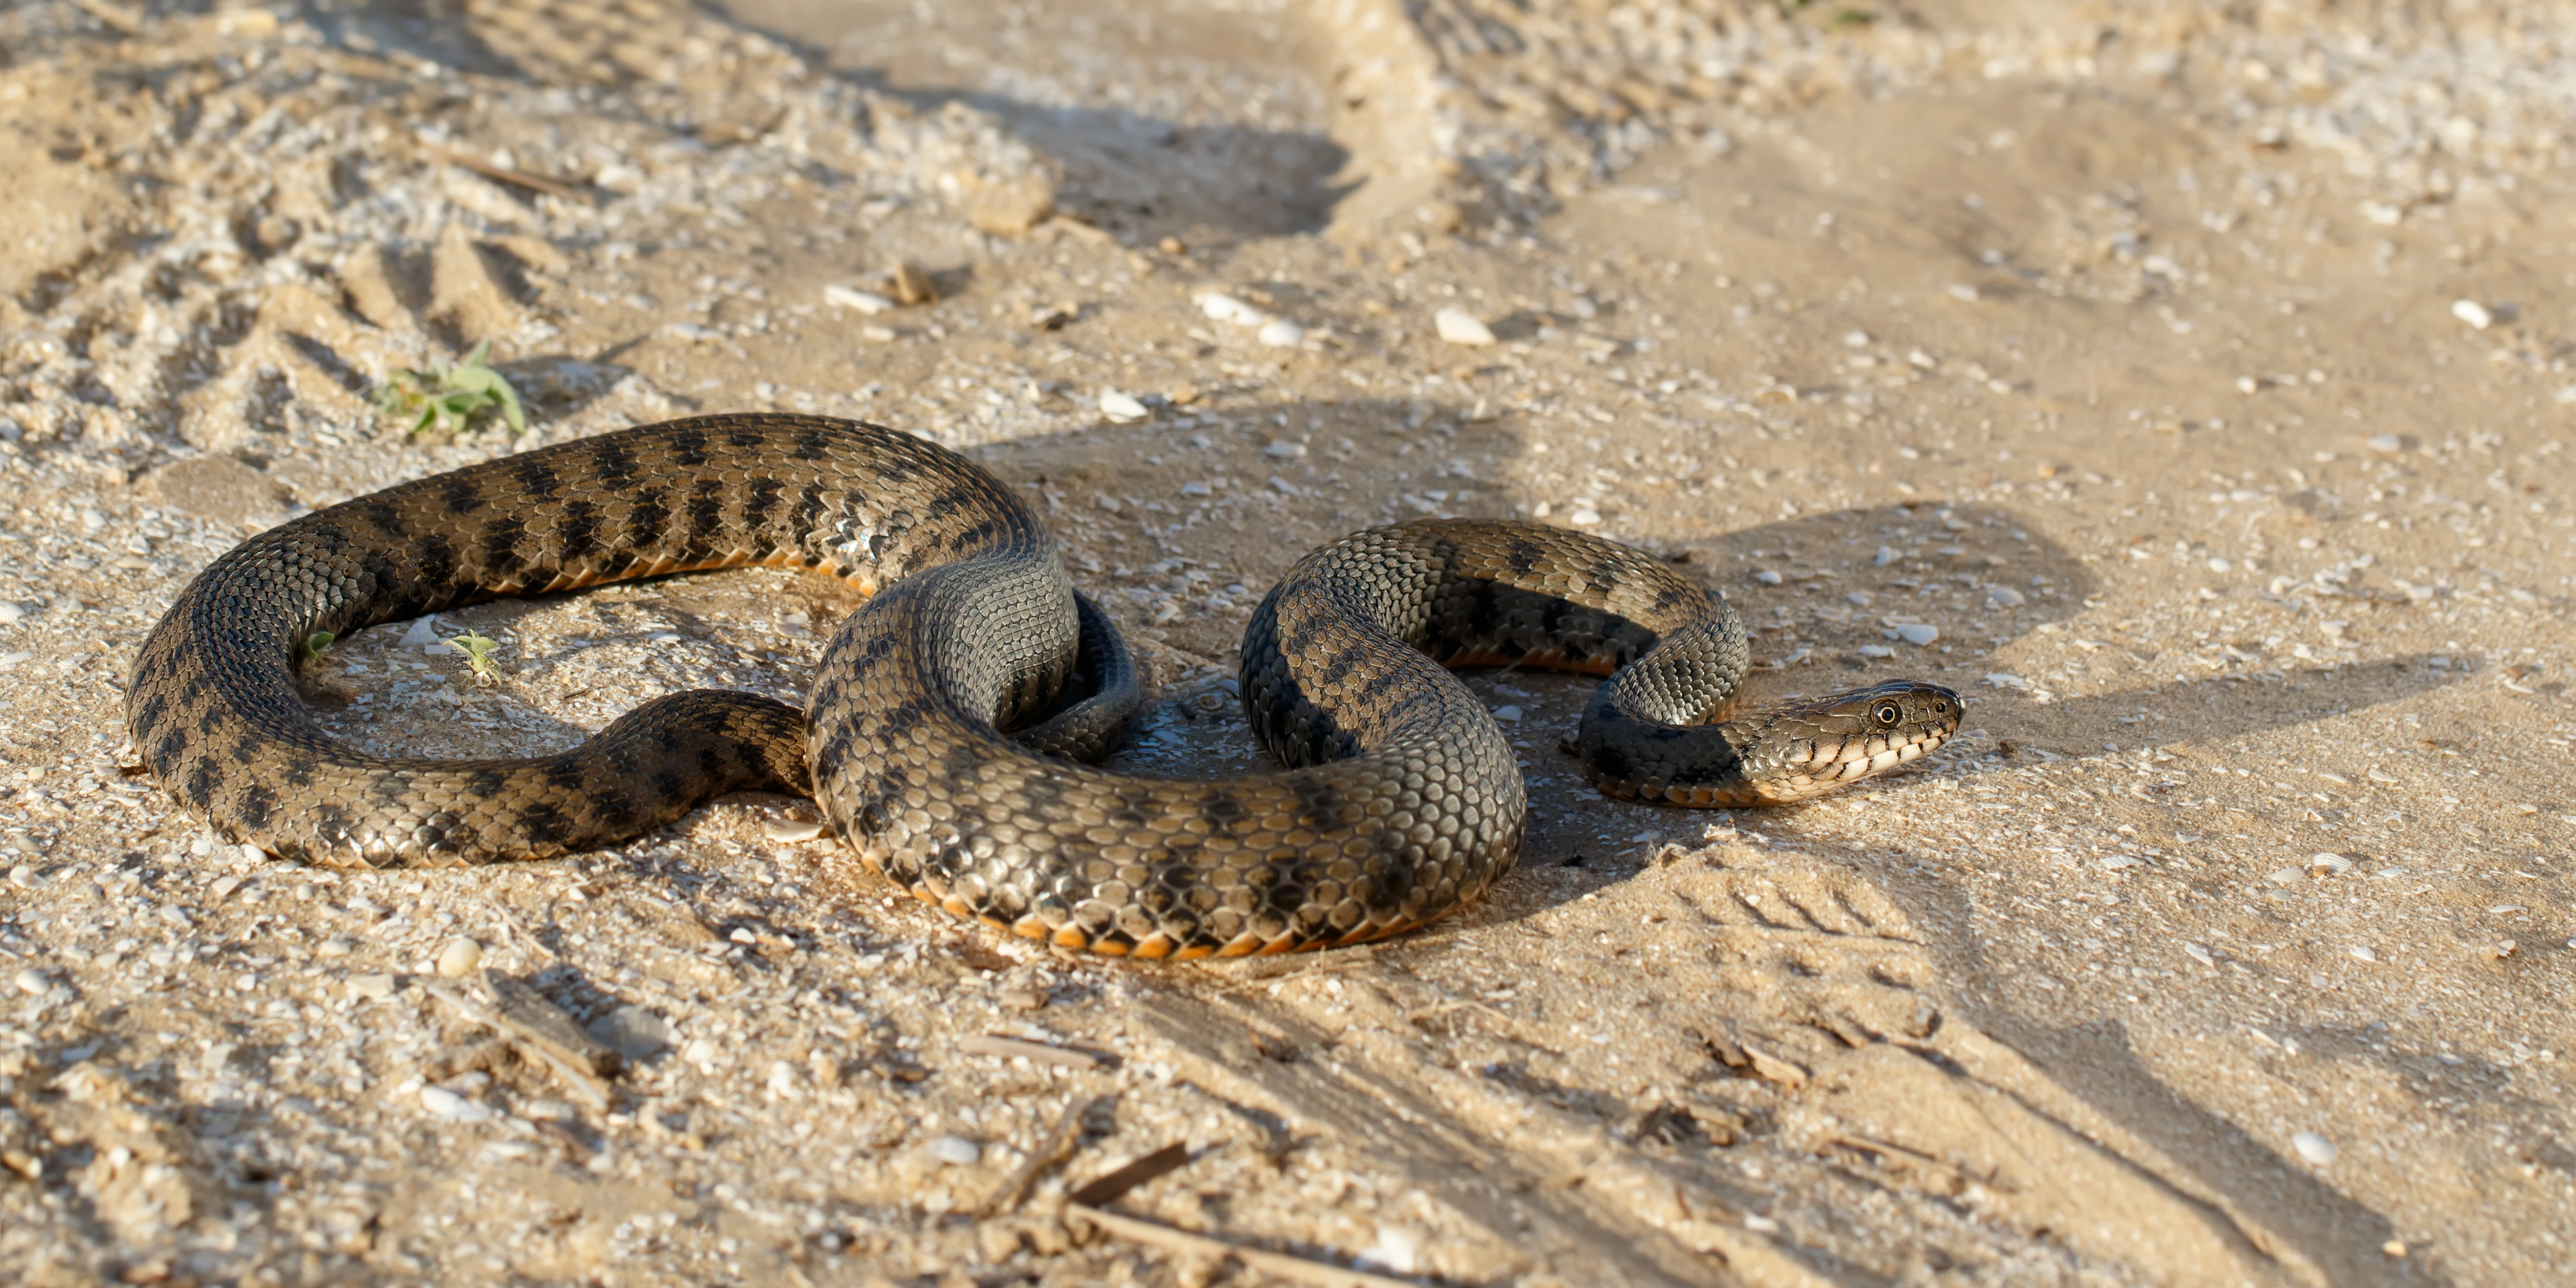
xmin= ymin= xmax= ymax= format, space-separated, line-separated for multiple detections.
xmin=127 ymin=416 xmax=1962 ymax=957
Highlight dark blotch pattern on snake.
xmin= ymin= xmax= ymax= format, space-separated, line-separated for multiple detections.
xmin=127 ymin=416 xmax=1962 ymax=957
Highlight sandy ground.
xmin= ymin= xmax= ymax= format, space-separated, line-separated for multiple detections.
xmin=1 ymin=1 xmax=2571 ymax=1284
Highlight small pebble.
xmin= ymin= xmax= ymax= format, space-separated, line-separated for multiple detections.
xmin=1987 ymin=586 xmax=2026 ymax=607
xmin=2366 ymin=433 xmax=2406 ymax=454
xmin=890 ymin=261 xmax=937 ymax=305
xmin=587 ymin=1005 xmax=673 ymax=1058
xmin=1434 ymin=306 xmax=1496 ymax=346
xmin=1893 ymin=623 xmax=1939 ymax=646
xmin=2290 ymin=1131 xmax=2337 ymax=1165
xmin=1195 ymin=292 xmax=1264 ymax=326
xmin=925 ymin=1136 xmax=981 ymax=1166
xmin=14 ymin=968 xmax=47 ymax=996
xmin=316 ymin=938 xmax=352 ymax=958
xmin=435 ymin=937 xmax=483 ymax=977
xmin=1098 ymin=389 xmax=1149 ymax=422
xmin=1491 ymin=705 xmax=1522 ymax=723
xmin=1754 ymin=569 xmax=1784 ymax=585
xmin=420 ymin=1085 xmax=495 ymax=1123
xmin=1262 ymin=439 xmax=1307 ymax=460
xmin=1356 ymin=1224 xmax=1422 ymax=1274
xmin=346 ymin=974 xmax=397 ymax=1001
xmin=1568 ymin=509 xmax=1602 ymax=526
xmin=2450 ymin=298 xmax=2494 ymax=330
xmin=1857 ymin=645 xmax=1894 ymax=659
xmin=1256 ymin=317 xmax=1305 ymax=347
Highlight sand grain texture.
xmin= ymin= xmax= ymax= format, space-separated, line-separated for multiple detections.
xmin=0 ymin=1 xmax=2567 ymax=1283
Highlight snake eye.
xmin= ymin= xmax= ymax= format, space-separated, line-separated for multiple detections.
xmin=1872 ymin=702 xmax=1903 ymax=727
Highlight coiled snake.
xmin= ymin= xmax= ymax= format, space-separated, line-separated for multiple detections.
xmin=127 ymin=416 xmax=1962 ymax=957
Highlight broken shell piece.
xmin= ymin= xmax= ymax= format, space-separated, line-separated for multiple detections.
xmin=1434 ymin=306 xmax=1496 ymax=346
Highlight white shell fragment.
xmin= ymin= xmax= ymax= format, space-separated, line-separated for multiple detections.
xmin=1435 ymin=306 xmax=1496 ymax=346
xmin=420 ymin=1086 xmax=496 ymax=1123
xmin=1098 ymin=390 xmax=1149 ymax=422
xmin=1257 ymin=318 xmax=1306 ymax=347
xmin=925 ymin=1136 xmax=981 ymax=1166
xmin=764 ymin=819 xmax=827 ymax=843
xmin=435 ymin=937 xmax=483 ymax=977
xmin=822 ymin=284 xmax=894 ymax=314
xmin=1892 ymin=623 xmax=1940 ymax=646
xmin=2291 ymin=1131 xmax=2338 ymax=1166
xmin=1195 ymin=292 xmax=1266 ymax=326
xmin=2450 ymin=298 xmax=2494 ymax=330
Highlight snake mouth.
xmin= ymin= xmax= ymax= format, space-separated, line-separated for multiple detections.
xmin=1730 ymin=680 xmax=1964 ymax=800
xmin=1591 ymin=679 xmax=1963 ymax=807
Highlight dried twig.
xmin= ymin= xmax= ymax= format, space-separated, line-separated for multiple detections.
xmin=420 ymin=973 xmax=618 ymax=1109
xmin=1066 ymin=1142 xmax=1192 ymax=1206
xmin=422 ymin=142 xmax=592 ymax=204
xmin=1065 ymin=1204 xmax=1424 ymax=1288
xmin=957 ymin=1033 xmax=1101 ymax=1070
xmin=73 ymin=0 xmax=143 ymax=35
xmin=975 ymin=1094 xmax=1100 ymax=1218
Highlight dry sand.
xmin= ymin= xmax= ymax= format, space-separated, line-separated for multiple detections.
xmin=0 ymin=1 xmax=2570 ymax=1284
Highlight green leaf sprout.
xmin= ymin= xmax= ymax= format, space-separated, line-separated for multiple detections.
xmin=376 ymin=340 xmax=528 ymax=438
xmin=449 ymin=631 xmax=506 ymax=686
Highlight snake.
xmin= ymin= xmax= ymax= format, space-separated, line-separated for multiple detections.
xmin=126 ymin=415 xmax=1963 ymax=957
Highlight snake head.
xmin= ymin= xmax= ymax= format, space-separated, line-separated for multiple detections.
xmin=1728 ymin=680 xmax=1964 ymax=799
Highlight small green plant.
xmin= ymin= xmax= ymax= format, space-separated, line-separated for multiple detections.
xmin=302 ymin=631 xmax=335 ymax=660
xmin=376 ymin=340 xmax=528 ymax=437
xmin=449 ymin=631 xmax=506 ymax=686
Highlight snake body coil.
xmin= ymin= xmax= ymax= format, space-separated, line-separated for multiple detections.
xmin=128 ymin=417 xmax=1961 ymax=957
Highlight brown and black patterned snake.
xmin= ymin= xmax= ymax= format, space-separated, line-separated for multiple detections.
xmin=127 ymin=416 xmax=1962 ymax=957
